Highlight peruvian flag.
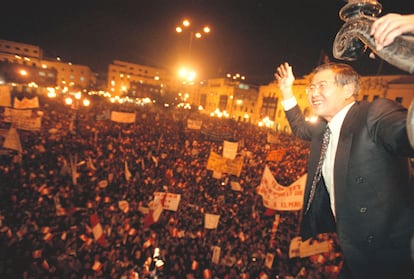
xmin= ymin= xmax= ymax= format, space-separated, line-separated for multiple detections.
xmin=143 ymin=193 xmax=167 ymax=227
xmin=90 ymin=214 xmax=108 ymax=247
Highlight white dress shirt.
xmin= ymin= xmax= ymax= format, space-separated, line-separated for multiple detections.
xmin=322 ymin=102 xmax=355 ymax=216
xmin=282 ymin=97 xmax=355 ymax=216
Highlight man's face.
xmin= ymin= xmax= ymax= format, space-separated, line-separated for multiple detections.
xmin=307 ymin=69 xmax=352 ymax=122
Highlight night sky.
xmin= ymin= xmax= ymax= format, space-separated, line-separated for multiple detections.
xmin=1 ymin=0 xmax=414 ymax=84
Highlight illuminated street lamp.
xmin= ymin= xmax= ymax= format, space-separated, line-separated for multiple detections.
xmin=176 ymin=18 xmax=211 ymax=57
xmin=178 ymin=67 xmax=197 ymax=84
xmin=65 ymin=92 xmax=90 ymax=134
xmin=226 ymin=73 xmax=246 ymax=81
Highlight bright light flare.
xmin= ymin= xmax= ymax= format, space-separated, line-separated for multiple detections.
xmin=183 ymin=19 xmax=190 ymax=27
xmin=65 ymin=97 xmax=73 ymax=106
xmin=82 ymin=99 xmax=90 ymax=107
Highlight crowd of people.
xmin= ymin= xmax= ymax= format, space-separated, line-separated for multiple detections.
xmin=0 ymin=94 xmax=344 ymax=279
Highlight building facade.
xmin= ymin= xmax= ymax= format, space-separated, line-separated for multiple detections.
xmin=197 ymin=78 xmax=259 ymax=123
xmin=107 ymin=60 xmax=169 ymax=98
xmin=0 ymin=39 xmax=95 ymax=93
xmin=41 ymin=59 xmax=96 ymax=92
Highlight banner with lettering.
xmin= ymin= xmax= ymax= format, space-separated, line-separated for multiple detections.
xmin=206 ymin=150 xmax=243 ymax=177
xmin=3 ymin=108 xmax=42 ymax=131
xmin=223 ymin=140 xmax=238 ymax=159
xmin=154 ymin=192 xmax=181 ymax=211
xmin=289 ymin=236 xmax=330 ymax=258
xmin=13 ymin=96 xmax=39 ymax=109
xmin=257 ymin=165 xmax=307 ymax=211
xmin=187 ymin=119 xmax=202 ymax=130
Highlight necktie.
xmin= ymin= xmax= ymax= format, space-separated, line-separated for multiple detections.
xmin=305 ymin=125 xmax=331 ymax=214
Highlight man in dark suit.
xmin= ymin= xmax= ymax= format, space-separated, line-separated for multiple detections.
xmin=275 ymin=62 xmax=414 ymax=278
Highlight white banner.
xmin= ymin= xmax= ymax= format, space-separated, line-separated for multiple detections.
xmin=204 ymin=213 xmax=220 ymax=229
xmin=223 ymin=141 xmax=238 ymax=159
xmin=3 ymin=127 xmax=22 ymax=152
xmin=288 ymin=236 xmax=330 ymax=258
xmin=211 ymin=246 xmax=221 ymax=264
xmin=3 ymin=108 xmax=41 ymax=131
xmin=154 ymin=192 xmax=181 ymax=211
xmin=110 ymin=111 xmax=136 ymax=123
xmin=187 ymin=119 xmax=202 ymax=130
xmin=257 ymin=166 xmax=307 ymax=211
xmin=0 ymin=86 xmax=11 ymax=107
xmin=14 ymin=96 xmax=39 ymax=109
xmin=299 ymin=238 xmax=330 ymax=258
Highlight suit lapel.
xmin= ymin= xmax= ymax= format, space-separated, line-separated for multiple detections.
xmin=333 ymin=102 xmax=360 ymax=214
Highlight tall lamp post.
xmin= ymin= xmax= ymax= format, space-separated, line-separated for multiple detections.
xmin=175 ymin=18 xmax=211 ymax=59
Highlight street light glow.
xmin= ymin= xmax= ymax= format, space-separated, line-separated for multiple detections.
xmin=65 ymin=97 xmax=73 ymax=106
xmin=183 ymin=19 xmax=190 ymax=27
xmin=82 ymin=99 xmax=90 ymax=107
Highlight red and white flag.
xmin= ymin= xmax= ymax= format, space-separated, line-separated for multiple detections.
xmin=143 ymin=194 xmax=167 ymax=227
xmin=90 ymin=214 xmax=108 ymax=247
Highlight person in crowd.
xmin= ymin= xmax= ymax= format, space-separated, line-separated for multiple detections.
xmin=1 ymin=95 xmax=333 ymax=279
xmin=275 ymin=61 xmax=414 ymax=278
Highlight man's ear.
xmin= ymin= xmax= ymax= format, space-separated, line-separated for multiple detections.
xmin=343 ymin=84 xmax=355 ymax=100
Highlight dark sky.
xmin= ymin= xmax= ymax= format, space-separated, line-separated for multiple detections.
xmin=1 ymin=0 xmax=414 ymax=84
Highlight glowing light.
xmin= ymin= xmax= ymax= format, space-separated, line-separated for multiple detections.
xmin=47 ymin=88 xmax=57 ymax=98
xmin=65 ymin=97 xmax=73 ymax=106
xmin=258 ymin=116 xmax=274 ymax=128
xmin=183 ymin=19 xmax=190 ymax=27
xmin=82 ymin=99 xmax=90 ymax=107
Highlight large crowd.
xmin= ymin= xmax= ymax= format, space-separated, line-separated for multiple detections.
xmin=0 ymin=94 xmax=344 ymax=278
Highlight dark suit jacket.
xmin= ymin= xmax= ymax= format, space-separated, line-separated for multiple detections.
xmin=285 ymin=99 xmax=414 ymax=278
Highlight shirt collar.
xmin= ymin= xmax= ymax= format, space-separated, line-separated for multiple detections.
xmin=328 ymin=101 xmax=355 ymax=137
